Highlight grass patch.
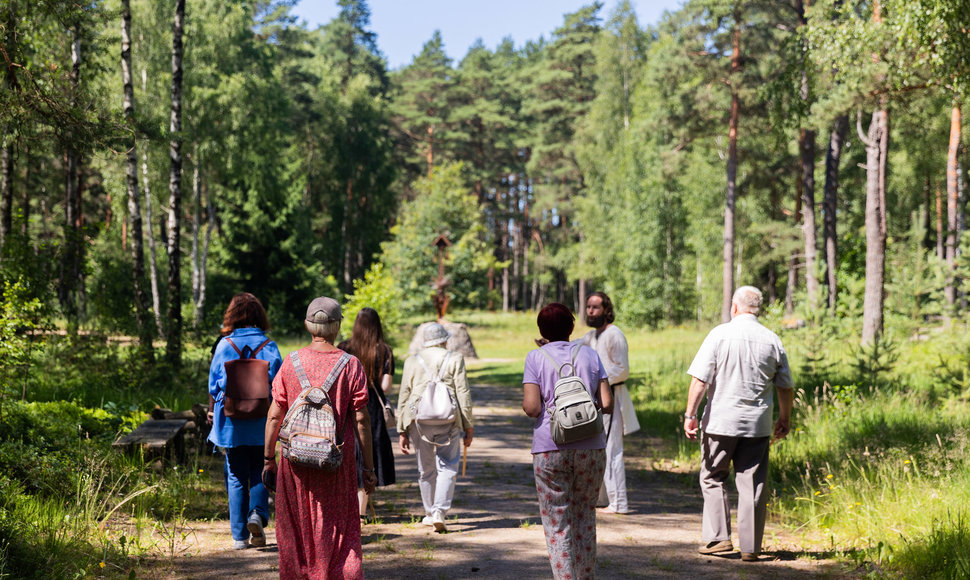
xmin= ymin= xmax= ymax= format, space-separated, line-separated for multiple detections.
xmin=9 ymin=311 xmax=970 ymax=577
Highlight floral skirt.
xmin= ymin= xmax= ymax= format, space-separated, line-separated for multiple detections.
xmin=533 ymin=448 xmax=606 ymax=580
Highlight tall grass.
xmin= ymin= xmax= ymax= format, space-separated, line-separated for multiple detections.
xmin=446 ymin=311 xmax=970 ymax=576
xmin=7 ymin=311 xmax=970 ymax=577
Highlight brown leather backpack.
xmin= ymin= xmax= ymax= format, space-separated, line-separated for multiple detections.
xmin=223 ymin=337 xmax=272 ymax=419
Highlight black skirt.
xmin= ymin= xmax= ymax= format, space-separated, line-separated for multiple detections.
xmin=356 ymin=386 xmax=396 ymax=487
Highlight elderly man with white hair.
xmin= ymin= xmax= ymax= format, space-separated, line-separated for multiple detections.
xmin=683 ymin=286 xmax=794 ymax=562
xmin=396 ymin=322 xmax=474 ymax=532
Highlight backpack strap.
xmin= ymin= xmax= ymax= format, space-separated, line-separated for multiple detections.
xmin=225 ymin=337 xmax=271 ymax=359
xmin=412 ymin=351 xmax=460 ymax=446
xmin=536 ymin=344 xmax=582 ymax=416
xmin=415 ymin=351 xmax=453 ymax=382
xmin=225 ymin=337 xmax=242 ymax=356
xmin=291 ymin=350 xmax=351 ymax=395
xmin=250 ymin=338 xmax=271 ymax=357
xmin=290 ymin=350 xmax=354 ymax=443
xmin=537 ymin=344 xmax=577 ymax=378
xmin=415 ymin=353 xmax=433 ymax=378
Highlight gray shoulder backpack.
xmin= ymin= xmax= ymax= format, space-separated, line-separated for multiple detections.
xmin=538 ymin=345 xmax=604 ymax=445
xmin=278 ymin=351 xmax=352 ymax=471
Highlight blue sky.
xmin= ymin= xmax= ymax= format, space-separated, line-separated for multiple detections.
xmin=291 ymin=1 xmax=685 ymax=70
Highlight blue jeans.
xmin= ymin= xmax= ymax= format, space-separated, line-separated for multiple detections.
xmin=224 ymin=445 xmax=268 ymax=540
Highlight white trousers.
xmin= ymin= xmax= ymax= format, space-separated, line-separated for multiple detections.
xmin=409 ymin=423 xmax=461 ymax=516
xmin=602 ymin=409 xmax=628 ymax=512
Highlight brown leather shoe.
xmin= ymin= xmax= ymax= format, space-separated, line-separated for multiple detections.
xmin=698 ymin=540 xmax=734 ymax=555
xmin=741 ymin=552 xmax=759 ymax=562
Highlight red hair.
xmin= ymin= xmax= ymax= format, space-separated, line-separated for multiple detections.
xmin=220 ymin=292 xmax=270 ymax=335
xmin=537 ymin=303 xmax=574 ymax=342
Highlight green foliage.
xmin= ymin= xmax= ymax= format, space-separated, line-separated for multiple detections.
xmin=342 ymin=261 xmax=404 ymax=335
xmin=852 ymin=334 xmax=900 ymax=388
xmin=0 ymin=278 xmax=48 ymax=403
xmin=886 ymin=208 xmax=946 ymax=328
xmin=893 ymin=512 xmax=970 ymax=579
xmin=934 ymin=329 xmax=970 ymax=399
xmin=382 ymin=163 xmax=498 ymax=314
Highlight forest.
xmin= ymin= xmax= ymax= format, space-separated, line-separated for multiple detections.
xmin=1 ymin=0 xmax=969 ymax=349
xmin=2 ymin=0 xmax=970 ymax=577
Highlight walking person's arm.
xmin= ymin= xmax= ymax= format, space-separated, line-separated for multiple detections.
xmin=598 ymin=378 xmax=613 ymax=414
xmin=684 ymin=376 xmax=707 ymax=441
xmin=773 ymin=386 xmax=794 ymax=441
xmin=356 ymin=409 xmax=377 ymax=493
xmin=453 ymin=356 xmax=474 ymax=447
xmin=523 ymin=383 xmax=542 ymax=418
xmin=263 ymin=400 xmax=284 ymax=473
xmin=397 ymin=359 xmax=414 ymax=455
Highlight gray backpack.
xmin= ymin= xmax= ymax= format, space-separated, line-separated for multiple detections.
xmin=539 ymin=345 xmax=604 ymax=445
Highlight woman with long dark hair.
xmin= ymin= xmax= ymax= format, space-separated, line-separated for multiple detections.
xmin=338 ymin=307 xmax=396 ymax=520
xmin=208 ymin=292 xmax=282 ymax=550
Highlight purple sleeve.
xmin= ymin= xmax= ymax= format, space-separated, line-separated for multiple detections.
xmin=523 ymin=350 xmax=541 ymax=384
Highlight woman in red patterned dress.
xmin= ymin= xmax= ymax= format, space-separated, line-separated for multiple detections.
xmin=263 ymin=297 xmax=377 ymax=579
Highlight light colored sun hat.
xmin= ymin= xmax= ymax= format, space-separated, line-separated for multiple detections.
xmin=422 ymin=322 xmax=450 ymax=347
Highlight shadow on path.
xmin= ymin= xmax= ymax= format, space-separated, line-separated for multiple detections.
xmin=145 ymin=373 xmax=855 ymax=579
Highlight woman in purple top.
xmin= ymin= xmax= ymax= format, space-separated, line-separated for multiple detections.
xmin=522 ymin=303 xmax=613 ymax=580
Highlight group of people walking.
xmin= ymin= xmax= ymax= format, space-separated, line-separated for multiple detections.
xmin=205 ymin=285 xmax=794 ymax=579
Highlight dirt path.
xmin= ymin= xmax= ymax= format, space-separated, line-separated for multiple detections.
xmin=143 ymin=380 xmax=853 ymax=579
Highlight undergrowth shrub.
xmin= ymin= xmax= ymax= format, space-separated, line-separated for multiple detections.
xmin=892 ymin=512 xmax=970 ymax=579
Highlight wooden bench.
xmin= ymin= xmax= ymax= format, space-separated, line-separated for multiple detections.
xmin=113 ymin=419 xmax=189 ymax=463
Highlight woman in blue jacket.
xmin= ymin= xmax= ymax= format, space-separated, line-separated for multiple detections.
xmin=208 ymin=292 xmax=282 ymax=550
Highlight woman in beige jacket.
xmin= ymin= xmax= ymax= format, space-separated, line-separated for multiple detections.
xmin=396 ymin=323 xmax=473 ymax=532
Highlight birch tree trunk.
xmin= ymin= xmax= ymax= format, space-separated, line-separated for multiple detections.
xmin=823 ymin=115 xmax=847 ymax=314
xmin=165 ymin=0 xmax=185 ymax=367
xmin=190 ymin=151 xmax=201 ymax=329
xmin=0 ymin=6 xmax=13 ymax=253
xmin=859 ymin=109 xmax=887 ymax=345
xmin=143 ymin=149 xmax=164 ymax=337
xmin=197 ymin=177 xmax=214 ymax=326
xmin=121 ymin=0 xmax=152 ymax=355
xmin=721 ymin=14 xmax=741 ymax=323
xmin=944 ymin=102 xmax=961 ymax=311
xmin=0 ymin=144 xmax=11 ymax=251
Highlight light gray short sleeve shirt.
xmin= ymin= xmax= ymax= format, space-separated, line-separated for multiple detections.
xmin=687 ymin=313 xmax=793 ymax=438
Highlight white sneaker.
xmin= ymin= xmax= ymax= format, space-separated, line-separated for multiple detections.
xmin=431 ymin=510 xmax=447 ymax=532
xmin=247 ymin=513 xmax=266 ymax=547
xmin=233 ymin=539 xmax=249 ymax=550
xmin=421 ymin=515 xmax=434 ymax=526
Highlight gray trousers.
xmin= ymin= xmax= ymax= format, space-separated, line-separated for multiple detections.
xmin=700 ymin=433 xmax=770 ymax=554
xmin=409 ymin=423 xmax=461 ymax=516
